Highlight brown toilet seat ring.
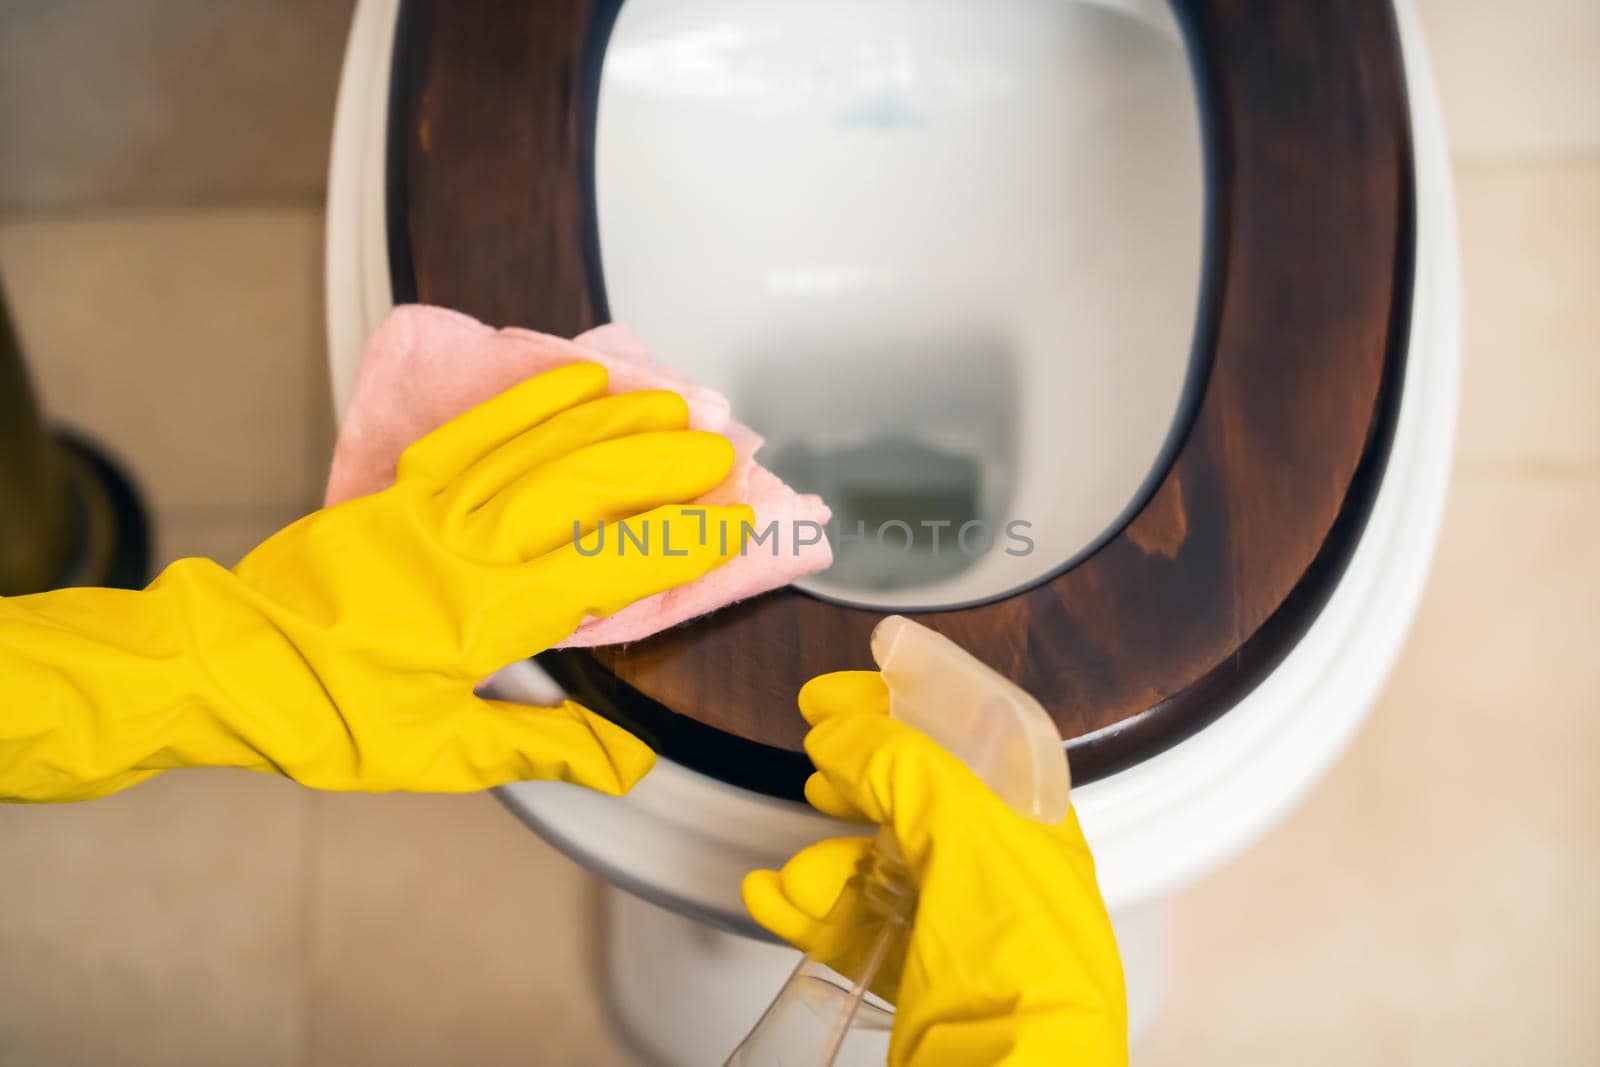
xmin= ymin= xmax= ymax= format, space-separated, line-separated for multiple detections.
xmin=387 ymin=0 xmax=1415 ymax=797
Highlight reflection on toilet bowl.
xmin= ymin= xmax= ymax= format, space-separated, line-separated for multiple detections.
xmin=594 ymin=0 xmax=1205 ymax=609
xmin=739 ymin=326 xmax=1019 ymax=598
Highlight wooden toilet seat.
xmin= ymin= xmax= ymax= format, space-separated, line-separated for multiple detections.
xmin=386 ymin=0 xmax=1415 ymax=796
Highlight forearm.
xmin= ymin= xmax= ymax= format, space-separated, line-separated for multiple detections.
xmin=0 ymin=558 xmax=316 ymax=801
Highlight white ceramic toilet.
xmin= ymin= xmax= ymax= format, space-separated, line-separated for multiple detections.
xmin=326 ymin=0 xmax=1459 ymax=1060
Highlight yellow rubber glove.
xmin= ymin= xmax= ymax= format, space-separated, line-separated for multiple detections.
xmin=0 ymin=363 xmax=751 ymax=802
xmin=744 ymin=671 xmax=1128 ymax=1067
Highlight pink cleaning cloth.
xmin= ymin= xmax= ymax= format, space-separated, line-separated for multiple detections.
xmin=325 ymin=305 xmax=832 ymax=647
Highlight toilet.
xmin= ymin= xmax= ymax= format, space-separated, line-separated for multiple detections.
xmin=326 ymin=0 xmax=1460 ymax=1059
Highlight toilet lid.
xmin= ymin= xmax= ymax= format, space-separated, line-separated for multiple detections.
xmin=385 ymin=0 xmax=1413 ymax=796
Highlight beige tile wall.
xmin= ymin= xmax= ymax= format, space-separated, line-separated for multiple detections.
xmin=0 ymin=209 xmax=334 ymax=537
xmin=0 ymin=0 xmax=355 ymax=213
xmin=1416 ymin=0 xmax=1600 ymax=162
xmin=0 ymin=3 xmax=1595 ymax=1065
xmin=1141 ymin=164 xmax=1600 ymax=1064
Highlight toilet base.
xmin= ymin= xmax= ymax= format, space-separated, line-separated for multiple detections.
xmin=599 ymin=884 xmax=1170 ymax=1065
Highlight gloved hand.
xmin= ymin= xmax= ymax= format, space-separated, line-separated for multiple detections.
xmin=0 ymin=363 xmax=751 ymax=802
xmin=743 ymin=671 xmax=1128 ymax=1067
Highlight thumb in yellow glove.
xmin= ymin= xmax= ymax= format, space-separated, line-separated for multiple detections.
xmin=0 ymin=362 xmax=751 ymax=802
xmin=743 ymin=671 xmax=1129 ymax=1067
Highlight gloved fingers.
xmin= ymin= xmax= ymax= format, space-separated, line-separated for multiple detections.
xmin=744 ymin=837 xmax=910 ymax=1003
xmin=466 ymin=697 xmax=656 ymax=794
xmin=797 ymin=670 xmax=890 ymax=726
xmin=804 ymin=710 xmax=990 ymax=871
xmin=795 ymin=672 xmax=890 ymax=823
xmin=742 ymin=836 xmax=874 ymax=951
xmin=468 ymin=430 xmax=737 ymax=563
xmin=446 ymin=390 xmax=690 ymax=516
xmin=397 ymin=363 xmax=610 ymax=488
xmin=803 ymin=771 xmax=870 ymax=823
xmin=471 ymin=503 xmax=752 ymax=667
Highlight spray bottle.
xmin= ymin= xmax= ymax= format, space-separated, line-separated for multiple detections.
xmin=725 ymin=615 xmax=1071 ymax=1066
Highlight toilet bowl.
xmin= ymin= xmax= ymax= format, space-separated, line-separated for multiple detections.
xmin=327 ymin=0 xmax=1458 ymax=1058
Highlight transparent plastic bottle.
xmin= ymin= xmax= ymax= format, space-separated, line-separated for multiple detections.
xmin=725 ymin=615 xmax=1071 ymax=1066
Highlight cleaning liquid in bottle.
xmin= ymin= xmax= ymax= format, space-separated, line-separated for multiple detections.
xmin=725 ymin=615 xmax=1071 ymax=1066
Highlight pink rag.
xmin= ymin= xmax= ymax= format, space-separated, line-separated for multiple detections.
xmin=325 ymin=305 xmax=832 ymax=647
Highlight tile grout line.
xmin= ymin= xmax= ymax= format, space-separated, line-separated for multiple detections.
xmin=1451 ymin=151 xmax=1600 ymax=175
xmin=296 ymin=787 xmax=319 ymax=1067
xmin=0 ymin=193 xmax=330 ymax=228
xmin=1451 ymin=456 xmax=1600 ymax=484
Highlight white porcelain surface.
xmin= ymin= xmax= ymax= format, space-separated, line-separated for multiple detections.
xmin=594 ymin=0 xmax=1204 ymax=608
